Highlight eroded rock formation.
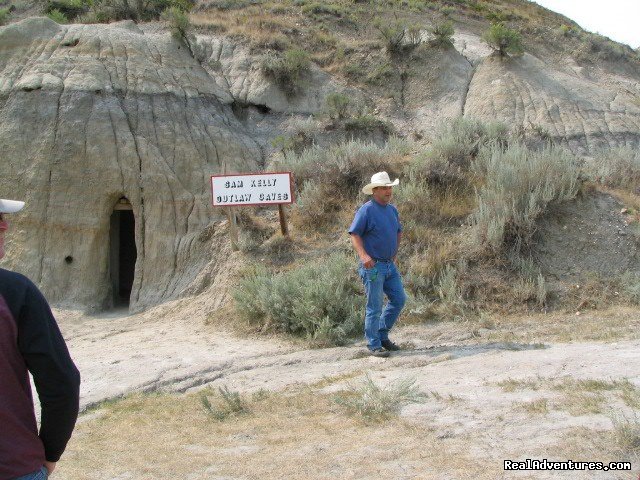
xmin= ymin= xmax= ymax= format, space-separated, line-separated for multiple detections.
xmin=0 ymin=18 xmax=264 ymax=311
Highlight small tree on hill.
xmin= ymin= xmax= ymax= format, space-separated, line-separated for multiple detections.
xmin=162 ymin=7 xmax=197 ymax=59
xmin=428 ymin=19 xmax=454 ymax=47
xmin=482 ymin=23 xmax=524 ymax=57
xmin=325 ymin=93 xmax=351 ymax=120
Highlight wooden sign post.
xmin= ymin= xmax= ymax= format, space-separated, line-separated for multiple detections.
xmin=211 ymin=172 xmax=294 ymax=248
xmin=278 ymin=204 xmax=288 ymax=237
xmin=226 ymin=207 xmax=239 ymax=251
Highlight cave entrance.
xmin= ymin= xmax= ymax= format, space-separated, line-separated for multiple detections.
xmin=109 ymin=198 xmax=137 ymax=307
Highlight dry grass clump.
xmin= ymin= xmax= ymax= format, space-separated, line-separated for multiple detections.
xmin=395 ymin=180 xmax=475 ymax=228
xmin=200 ymin=385 xmax=248 ymax=420
xmin=236 ymin=209 xmax=277 ymax=251
xmin=562 ymin=273 xmax=640 ymax=312
xmin=403 ymin=230 xmax=460 ymax=280
xmin=611 ymin=413 xmax=640 ymax=462
xmin=516 ymin=398 xmax=549 ymax=415
xmin=433 ymin=262 xmax=469 ymax=319
xmin=191 ymin=3 xmax=297 ymax=50
xmin=587 ymin=147 xmax=640 ymax=191
xmin=334 ymin=373 xmax=427 ymax=420
xmin=496 ymin=378 xmax=541 ymax=392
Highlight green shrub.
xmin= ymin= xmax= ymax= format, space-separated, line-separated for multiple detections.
xmin=467 ymin=0 xmax=486 ymax=12
xmin=273 ymin=138 xmax=408 ymax=199
xmin=374 ymin=20 xmax=419 ymax=54
xmin=45 ymin=0 xmax=90 ymax=20
xmin=325 ymin=92 xmax=351 ymax=120
xmin=47 ymin=8 xmax=69 ymax=23
xmin=557 ymin=24 xmax=579 ymax=37
xmin=438 ymin=5 xmax=454 ymax=16
xmin=428 ymin=19 xmax=454 ymax=46
xmin=579 ymin=33 xmax=631 ymax=62
xmin=301 ymin=2 xmax=344 ymax=17
xmin=485 ymin=10 xmax=513 ymax=23
xmin=270 ymin=131 xmax=312 ymax=155
xmin=412 ymin=117 xmax=508 ymax=178
xmin=232 ymin=253 xmax=364 ymax=345
xmin=482 ymin=23 xmax=524 ymax=57
xmin=0 ymin=7 xmax=10 ymax=24
xmin=262 ymin=49 xmax=311 ymax=97
xmin=334 ymin=373 xmax=427 ymax=420
xmin=470 ymin=142 xmax=580 ymax=252
xmin=620 ymin=272 xmax=640 ymax=305
xmin=392 ymin=179 xmax=434 ymax=223
xmin=587 ymin=147 xmax=640 ymax=190
xmin=375 ymin=21 xmax=405 ymax=53
xmin=365 ymin=61 xmax=394 ymax=86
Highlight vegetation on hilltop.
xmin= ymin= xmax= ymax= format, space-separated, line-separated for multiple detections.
xmin=4 ymin=0 xmax=633 ymax=68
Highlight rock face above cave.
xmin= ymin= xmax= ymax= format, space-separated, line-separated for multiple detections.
xmin=0 ymin=18 xmax=264 ymax=311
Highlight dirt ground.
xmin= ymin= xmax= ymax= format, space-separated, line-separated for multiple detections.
xmin=47 ymin=298 xmax=640 ymax=480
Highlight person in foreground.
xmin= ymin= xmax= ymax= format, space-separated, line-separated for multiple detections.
xmin=0 ymin=198 xmax=81 ymax=480
xmin=349 ymin=172 xmax=407 ymax=358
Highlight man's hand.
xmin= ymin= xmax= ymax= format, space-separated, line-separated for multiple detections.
xmin=44 ymin=461 xmax=56 ymax=475
xmin=362 ymin=255 xmax=375 ymax=269
xmin=350 ymin=234 xmax=375 ymax=268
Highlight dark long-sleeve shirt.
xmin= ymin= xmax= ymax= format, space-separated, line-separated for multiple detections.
xmin=0 ymin=268 xmax=80 ymax=479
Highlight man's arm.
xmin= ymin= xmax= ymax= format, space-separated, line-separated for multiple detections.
xmin=18 ymin=282 xmax=80 ymax=471
xmin=350 ymin=234 xmax=375 ymax=268
xmin=393 ymin=231 xmax=402 ymax=263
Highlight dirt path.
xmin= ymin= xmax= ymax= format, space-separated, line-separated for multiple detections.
xmin=57 ymin=303 xmax=640 ymax=412
xmin=52 ymin=302 xmax=640 ymax=479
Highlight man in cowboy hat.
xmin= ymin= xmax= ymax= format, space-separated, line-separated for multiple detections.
xmin=0 ymin=199 xmax=80 ymax=480
xmin=349 ymin=172 xmax=406 ymax=357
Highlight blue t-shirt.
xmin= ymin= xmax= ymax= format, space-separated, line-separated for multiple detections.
xmin=348 ymin=200 xmax=402 ymax=261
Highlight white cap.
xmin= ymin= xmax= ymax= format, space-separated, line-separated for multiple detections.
xmin=0 ymin=199 xmax=25 ymax=213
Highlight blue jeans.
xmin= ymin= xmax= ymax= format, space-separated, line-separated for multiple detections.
xmin=14 ymin=467 xmax=48 ymax=480
xmin=359 ymin=260 xmax=406 ymax=350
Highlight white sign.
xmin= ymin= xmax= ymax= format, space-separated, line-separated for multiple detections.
xmin=211 ymin=172 xmax=294 ymax=207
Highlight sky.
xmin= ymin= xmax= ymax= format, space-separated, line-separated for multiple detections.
xmin=533 ymin=0 xmax=640 ymax=49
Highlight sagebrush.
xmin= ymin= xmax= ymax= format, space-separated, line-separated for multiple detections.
xmin=233 ymin=253 xmax=364 ymax=345
xmin=470 ymin=142 xmax=580 ymax=252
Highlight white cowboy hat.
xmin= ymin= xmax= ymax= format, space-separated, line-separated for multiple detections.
xmin=362 ymin=171 xmax=399 ymax=195
xmin=0 ymin=199 xmax=25 ymax=213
